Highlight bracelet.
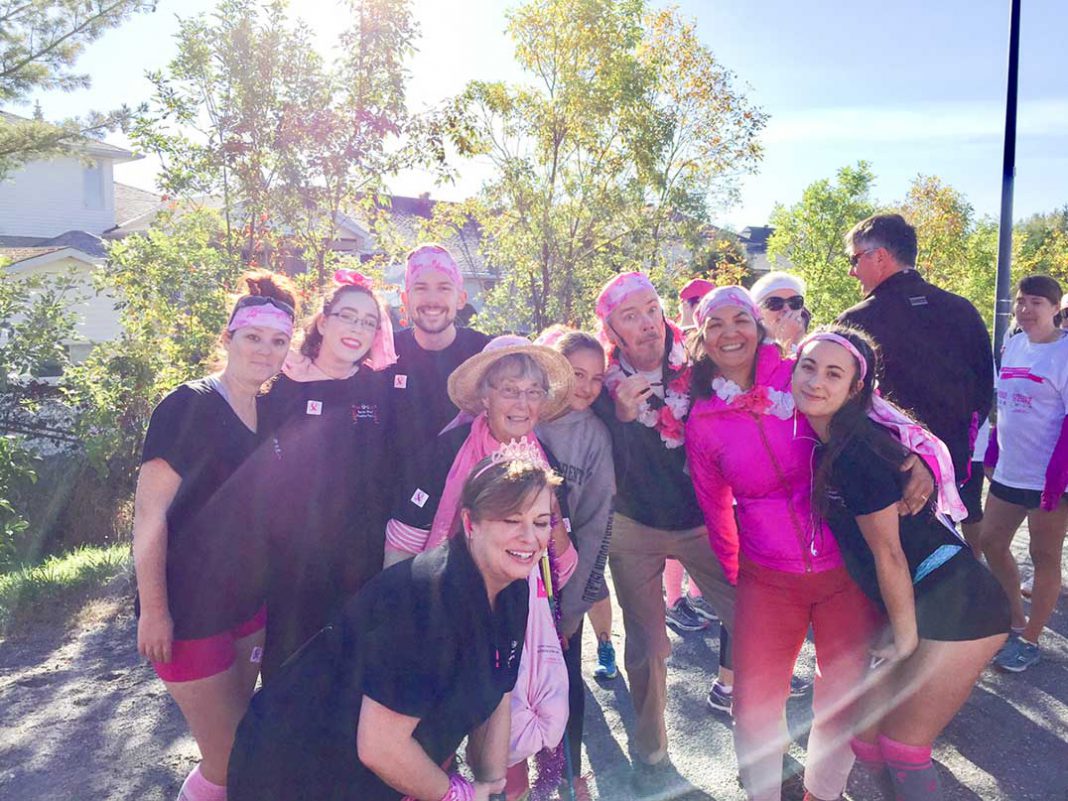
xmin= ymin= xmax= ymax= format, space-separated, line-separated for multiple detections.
xmin=488 ymin=794 xmax=507 ymax=801
xmin=440 ymin=773 xmax=474 ymax=801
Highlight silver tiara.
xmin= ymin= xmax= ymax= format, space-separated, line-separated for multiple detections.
xmin=474 ymin=439 xmax=549 ymax=479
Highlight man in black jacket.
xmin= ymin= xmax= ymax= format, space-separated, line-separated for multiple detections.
xmin=838 ymin=214 xmax=994 ymax=490
xmin=592 ymin=272 xmax=734 ymax=786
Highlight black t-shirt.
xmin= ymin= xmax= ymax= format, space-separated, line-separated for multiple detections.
xmin=390 ymin=326 xmax=490 ymax=489
xmin=822 ymin=422 xmax=964 ymax=606
xmin=228 ymin=539 xmax=528 ymax=801
xmin=141 ymin=378 xmax=262 ymax=541
xmin=138 ymin=378 xmax=263 ymax=634
xmin=252 ymin=370 xmax=393 ymax=678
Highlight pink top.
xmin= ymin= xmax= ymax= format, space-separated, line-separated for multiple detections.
xmin=685 ymin=345 xmax=844 ymax=583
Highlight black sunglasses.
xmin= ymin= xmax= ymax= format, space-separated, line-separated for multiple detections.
xmin=227 ymin=295 xmax=295 ymax=325
xmin=761 ymin=295 xmax=804 ymax=312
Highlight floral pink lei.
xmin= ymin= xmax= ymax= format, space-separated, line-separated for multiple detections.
xmin=604 ymin=321 xmax=693 ymax=448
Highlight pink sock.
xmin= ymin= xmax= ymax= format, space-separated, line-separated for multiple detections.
xmin=664 ymin=559 xmax=684 ymax=606
xmin=177 ymin=764 xmax=227 ymax=801
xmin=851 ymin=736 xmax=885 ymax=770
xmin=878 ymin=735 xmax=941 ymax=800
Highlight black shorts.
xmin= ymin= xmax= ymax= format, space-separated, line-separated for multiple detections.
xmin=989 ymin=479 xmax=1044 ymax=510
xmin=914 ymin=551 xmax=1011 ymax=642
xmin=959 ymin=461 xmax=985 ymax=524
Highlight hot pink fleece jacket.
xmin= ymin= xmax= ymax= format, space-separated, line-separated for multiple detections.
xmin=685 ymin=345 xmax=845 ymax=584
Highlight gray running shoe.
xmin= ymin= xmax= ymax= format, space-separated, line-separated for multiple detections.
xmin=686 ymin=594 xmax=719 ymax=623
xmin=665 ymin=597 xmax=708 ymax=632
xmin=994 ymin=635 xmax=1040 ymax=672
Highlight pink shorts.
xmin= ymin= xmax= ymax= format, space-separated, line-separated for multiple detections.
xmin=153 ymin=605 xmax=267 ymax=683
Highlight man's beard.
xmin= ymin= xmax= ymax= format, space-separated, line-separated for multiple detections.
xmin=411 ymin=306 xmax=456 ymax=334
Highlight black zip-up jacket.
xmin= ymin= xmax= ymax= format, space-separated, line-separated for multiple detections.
xmin=837 ymin=269 xmax=994 ymax=479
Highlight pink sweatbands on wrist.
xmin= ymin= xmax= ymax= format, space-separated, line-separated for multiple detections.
xmin=1041 ymin=416 xmax=1068 ymax=511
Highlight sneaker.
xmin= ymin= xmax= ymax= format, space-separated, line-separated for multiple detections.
xmin=789 ymin=673 xmax=812 ymax=697
xmin=994 ymin=635 xmax=1040 ymax=673
xmin=593 ymin=638 xmax=618 ymax=680
xmin=665 ymin=597 xmax=709 ymax=632
xmin=686 ymin=594 xmax=719 ymax=623
xmin=560 ymin=774 xmax=593 ymax=801
xmin=706 ymin=679 xmax=733 ymax=716
xmin=1021 ymin=575 xmax=1034 ymax=598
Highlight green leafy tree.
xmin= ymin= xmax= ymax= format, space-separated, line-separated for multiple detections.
xmin=452 ymin=0 xmax=766 ymax=331
xmin=0 ymin=269 xmax=80 ymax=561
xmin=766 ymin=162 xmax=877 ymax=323
xmin=0 ymin=0 xmax=155 ymax=180
xmin=63 ymin=209 xmax=245 ymax=489
xmin=130 ymin=0 xmax=432 ymax=285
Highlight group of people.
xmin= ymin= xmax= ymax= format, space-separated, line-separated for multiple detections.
xmin=133 ymin=214 xmax=1068 ymax=801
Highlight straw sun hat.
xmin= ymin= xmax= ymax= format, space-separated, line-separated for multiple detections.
xmin=448 ymin=335 xmax=575 ymax=421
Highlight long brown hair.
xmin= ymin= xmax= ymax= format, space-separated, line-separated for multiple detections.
xmin=798 ymin=326 xmax=912 ymax=517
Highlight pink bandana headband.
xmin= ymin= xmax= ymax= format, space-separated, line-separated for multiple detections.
xmin=595 ymin=271 xmax=659 ymax=352
xmin=405 ymin=244 xmax=463 ymax=292
xmin=332 ymin=269 xmax=398 ymax=371
xmin=693 ymin=285 xmax=761 ymax=328
xmin=228 ymin=301 xmax=294 ymax=336
xmin=797 ymin=332 xmax=968 ymax=522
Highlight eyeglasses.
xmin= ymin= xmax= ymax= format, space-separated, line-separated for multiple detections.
xmin=761 ymin=295 xmax=804 ymax=312
xmin=492 ymin=384 xmax=548 ymax=403
xmin=328 ymin=310 xmax=379 ymax=333
xmin=227 ymin=295 xmax=295 ymax=325
xmin=848 ymin=248 xmax=877 ymax=267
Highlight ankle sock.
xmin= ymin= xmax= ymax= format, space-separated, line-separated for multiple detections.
xmin=177 ymin=764 xmax=227 ymax=801
xmin=878 ymin=735 xmax=941 ymax=800
xmin=851 ymin=737 xmax=885 ymax=771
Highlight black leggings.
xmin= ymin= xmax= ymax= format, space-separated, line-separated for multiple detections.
xmin=563 ymin=620 xmax=585 ymax=769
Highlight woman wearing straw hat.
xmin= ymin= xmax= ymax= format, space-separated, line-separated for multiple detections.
xmin=384 ymin=335 xmax=579 ymax=799
xmin=228 ymin=452 xmax=560 ymax=801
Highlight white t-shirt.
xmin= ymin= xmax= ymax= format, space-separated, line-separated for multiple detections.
xmin=994 ymin=331 xmax=1068 ymax=490
xmin=971 ymin=419 xmax=991 ymax=462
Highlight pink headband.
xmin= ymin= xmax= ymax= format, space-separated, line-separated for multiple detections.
xmin=798 ymin=332 xmax=868 ymax=381
xmin=693 ymin=286 xmax=761 ymax=328
xmin=405 ymin=244 xmax=463 ymax=292
xmin=228 ymin=303 xmax=293 ymax=336
xmin=330 ymin=269 xmax=398 ymax=371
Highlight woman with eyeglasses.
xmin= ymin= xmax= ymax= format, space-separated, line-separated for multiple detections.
xmin=251 ymin=269 xmax=398 ymax=681
xmin=751 ymin=272 xmax=808 ymax=353
xmin=385 ymin=335 xmax=579 ymax=799
xmin=133 ymin=270 xmax=298 ymax=801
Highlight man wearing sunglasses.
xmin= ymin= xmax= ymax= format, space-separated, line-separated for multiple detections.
xmin=837 ymin=213 xmax=994 ymax=494
xmin=751 ymin=271 xmax=808 ymax=352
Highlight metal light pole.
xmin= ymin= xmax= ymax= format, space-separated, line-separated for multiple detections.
xmin=993 ymin=0 xmax=1022 ymax=362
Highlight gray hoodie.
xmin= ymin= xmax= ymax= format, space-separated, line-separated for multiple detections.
xmin=537 ymin=407 xmax=616 ymax=637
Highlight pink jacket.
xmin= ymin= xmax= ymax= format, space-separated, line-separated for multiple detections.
xmin=685 ymin=345 xmax=844 ymax=583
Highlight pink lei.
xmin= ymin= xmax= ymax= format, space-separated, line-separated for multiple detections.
xmin=604 ymin=321 xmax=693 ymax=448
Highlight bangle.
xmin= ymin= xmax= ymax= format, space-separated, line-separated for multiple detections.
xmin=440 ymin=774 xmax=474 ymax=801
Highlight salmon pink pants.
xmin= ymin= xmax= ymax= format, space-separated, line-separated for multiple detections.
xmin=733 ymin=558 xmax=880 ymax=801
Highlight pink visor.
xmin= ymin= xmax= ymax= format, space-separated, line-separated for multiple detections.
xmin=405 ymin=244 xmax=463 ymax=292
xmin=693 ymin=286 xmax=761 ymax=328
xmin=680 ymin=278 xmax=715 ymax=302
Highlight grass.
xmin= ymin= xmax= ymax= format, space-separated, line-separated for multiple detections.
xmin=0 ymin=543 xmax=131 ymax=635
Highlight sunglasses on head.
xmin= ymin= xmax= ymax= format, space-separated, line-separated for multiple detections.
xmin=761 ymin=295 xmax=804 ymax=312
xmin=227 ymin=294 xmax=295 ymax=324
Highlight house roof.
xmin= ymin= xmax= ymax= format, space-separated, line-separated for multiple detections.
xmin=362 ymin=194 xmax=493 ymax=280
xmin=0 ymin=230 xmax=106 ymax=263
xmin=0 ymin=110 xmax=139 ymax=162
xmin=114 ymin=182 xmax=164 ymax=226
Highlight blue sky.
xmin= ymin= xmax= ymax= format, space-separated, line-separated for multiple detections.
xmin=18 ymin=0 xmax=1068 ymax=230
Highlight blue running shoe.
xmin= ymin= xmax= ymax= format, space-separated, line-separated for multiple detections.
xmin=593 ymin=638 xmax=618 ymax=680
xmin=994 ymin=635 xmax=1040 ymax=673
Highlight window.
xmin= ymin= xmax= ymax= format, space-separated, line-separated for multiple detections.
xmin=83 ymin=161 xmax=104 ymax=210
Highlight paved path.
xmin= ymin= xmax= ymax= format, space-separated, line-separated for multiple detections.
xmin=0 ymin=534 xmax=1065 ymax=800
